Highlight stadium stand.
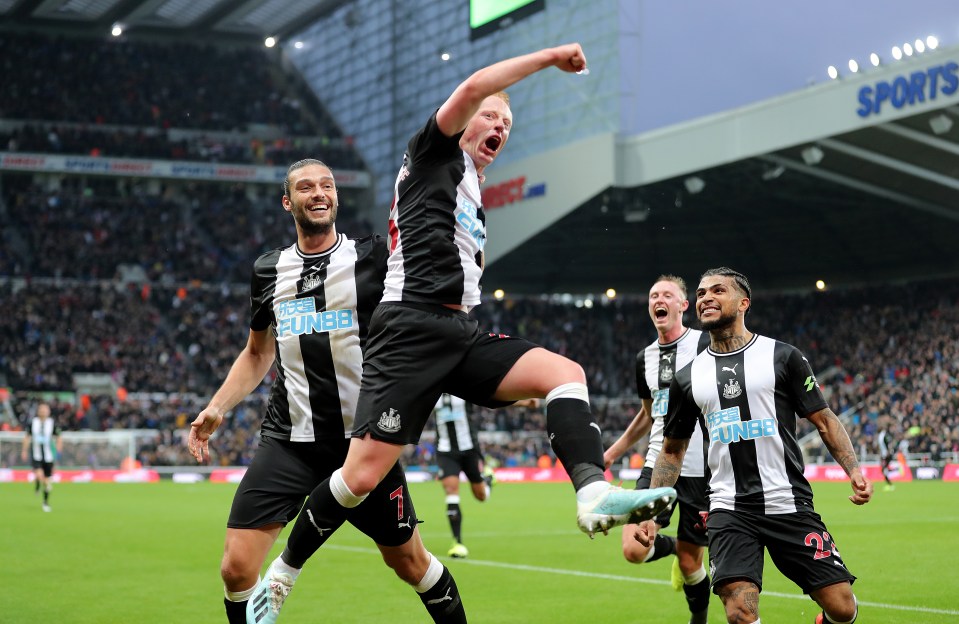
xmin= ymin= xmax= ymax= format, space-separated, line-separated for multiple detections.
xmin=1 ymin=26 xmax=956 ymax=478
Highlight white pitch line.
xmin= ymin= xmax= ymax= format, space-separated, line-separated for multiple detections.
xmin=314 ymin=544 xmax=959 ymax=617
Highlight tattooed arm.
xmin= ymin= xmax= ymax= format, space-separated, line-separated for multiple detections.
xmin=807 ymin=407 xmax=873 ymax=505
xmin=650 ymin=436 xmax=687 ymax=489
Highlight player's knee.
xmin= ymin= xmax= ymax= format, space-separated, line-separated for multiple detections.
xmin=549 ymin=358 xmax=586 ymax=385
xmin=622 ymin=542 xmax=648 ymax=564
xmin=347 ymin=470 xmax=382 ymax=497
xmin=721 ymin=601 xmax=757 ymax=624
xmin=718 ymin=582 xmax=759 ymax=623
xmin=382 ymin=546 xmax=430 ymax=585
xmin=220 ymin=553 xmax=258 ymax=590
xmin=677 ymin=548 xmax=704 ymax=576
xmin=471 ymin=484 xmax=487 ymax=502
xmin=822 ymin=594 xmax=858 ymax=624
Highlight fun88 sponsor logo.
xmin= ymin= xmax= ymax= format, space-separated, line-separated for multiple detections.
xmin=275 ymin=298 xmax=354 ymax=337
xmin=705 ymin=406 xmax=776 ymax=445
xmin=651 ymin=388 xmax=669 ymax=418
xmin=457 ymin=199 xmax=487 ymax=250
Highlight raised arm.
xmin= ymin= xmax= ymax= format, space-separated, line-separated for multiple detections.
xmin=807 ymin=407 xmax=873 ymax=505
xmin=436 ymin=43 xmax=586 ymax=136
xmin=189 ymin=328 xmax=275 ymax=463
xmin=604 ymin=398 xmax=653 ymax=469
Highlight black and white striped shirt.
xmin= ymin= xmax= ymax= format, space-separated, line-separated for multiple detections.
xmin=665 ymin=334 xmax=828 ymax=515
xmin=251 ymin=234 xmax=387 ymax=442
xmin=384 ymin=112 xmax=485 ymax=307
xmin=636 ymin=328 xmax=710 ymax=476
xmin=434 ymin=394 xmax=476 ymax=453
xmin=28 ymin=416 xmax=59 ymax=463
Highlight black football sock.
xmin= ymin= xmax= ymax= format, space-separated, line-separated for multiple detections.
xmin=416 ymin=557 xmax=467 ymax=623
xmin=446 ymin=498 xmax=462 ymax=542
xmin=644 ymin=534 xmax=676 ymax=563
xmin=684 ymin=573 xmax=711 ymax=623
xmin=281 ymin=475 xmax=353 ymax=568
xmin=223 ymin=582 xmax=257 ymax=624
xmin=223 ymin=598 xmax=246 ymax=624
xmin=545 ymin=393 xmax=606 ymax=490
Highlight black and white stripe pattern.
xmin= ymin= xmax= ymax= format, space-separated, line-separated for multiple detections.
xmin=251 ymin=234 xmax=386 ymax=442
xmin=636 ymin=328 xmax=710 ymax=476
xmin=666 ymin=334 xmax=828 ymax=514
xmin=434 ymin=394 xmax=475 ymax=453
xmin=384 ymin=112 xmax=486 ymax=307
xmin=28 ymin=416 xmax=58 ymax=463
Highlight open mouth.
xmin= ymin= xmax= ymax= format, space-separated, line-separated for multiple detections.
xmin=654 ymin=307 xmax=668 ymax=319
xmin=484 ymin=135 xmax=502 ymax=152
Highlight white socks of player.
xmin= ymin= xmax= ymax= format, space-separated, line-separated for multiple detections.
xmin=413 ymin=554 xmax=444 ymax=593
xmin=684 ymin=564 xmax=707 ymax=585
xmin=224 ymin=579 xmax=259 ymax=602
xmin=575 ymin=480 xmax=609 ymax=504
xmin=330 ymin=468 xmax=368 ymax=508
xmin=545 ymin=382 xmax=590 ymax=406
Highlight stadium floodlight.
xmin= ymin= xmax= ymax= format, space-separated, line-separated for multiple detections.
xmin=265 ymin=36 xmax=276 ymax=48
xmin=927 ymin=35 xmax=939 ymax=50
xmin=441 ymin=52 xmax=451 ymax=61
xmin=111 ymin=24 xmax=122 ymax=37
xmin=493 ymin=288 xmax=505 ymax=300
xmin=903 ymin=42 xmax=913 ymax=56
xmin=801 ymin=146 xmax=824 ymax=166
xmin=605 ymin=288 xmax=617 ymax=300
xmin=683 ymin=176 xmax=705 ymax=195
xmin=870 ymin=53 xmax=880 ymax=67
xmin=816 ymin=280 xmax=826 ymax=291
xmin=892 ymin=46 xmax=903 ymax=60
xmin=848 ymin=59 xmax=859 ymax=73
xmin=915 ymin=39 xmax=926 ymax=53
xmin=929 ymin=113 xmax=953 ymax=135
xmin=827 ymin=65 xmax=839 ymax=79
xmin=294 ymin=41 xmax=304 ymax=49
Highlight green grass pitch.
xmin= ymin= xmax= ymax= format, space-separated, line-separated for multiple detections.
xmin=3 ymin=479 xmax=957 ymax=623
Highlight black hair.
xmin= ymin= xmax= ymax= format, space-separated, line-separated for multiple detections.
xmin=282 ymin=158 xmax=331 ymax=197
xmin=700 ymin=267 xmax=752 ymax=313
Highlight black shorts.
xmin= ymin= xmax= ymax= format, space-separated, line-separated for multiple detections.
xmin=436 ymin=449 xmax=484 ymax=484
xmin=635 ymin=466 xmax=708 ymax=546
xmin=353 ymin=303 xmax=539 ymax=445
xmin=706 ymin=509 xmax=856 ymax=594
xmin=227 ymin=435 xmax=417 ymax=547
xmin=32 ymin=460 xmax=54 ymax=478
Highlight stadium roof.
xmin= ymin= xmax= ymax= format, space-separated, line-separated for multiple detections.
xmin=484 ymin=54 xmax=959 ymax=295
xmin=0 ymin=0 xmax=349 ymax=44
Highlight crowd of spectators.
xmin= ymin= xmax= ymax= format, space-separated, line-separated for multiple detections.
xmin=1 ymin=32 xmax=328 ymax=133
xmin=0 ymin=31 xmax=365 ymax=170
xmin=3 ymin=267 xmax=957 ymax=469
xmin=1 ymin=179 xmax=373 ymax=283
xmin=1 ymin=124 xmax=364 ymax=170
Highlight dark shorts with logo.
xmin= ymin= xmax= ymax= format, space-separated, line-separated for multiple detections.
xmin=437 ymin=448 xmax=485 ymax=484
xmin=706 ymin=508 xmax=856 ymax=594
xmin=32 ymin=459 xmax=54 ymax=477
xmin=353 ymin=302 xmax=539 ymax=446
xmin=228 ymin=435 xmax=416 ymax=547
xmin=635 ymin=466 xmax=708 ymax=545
